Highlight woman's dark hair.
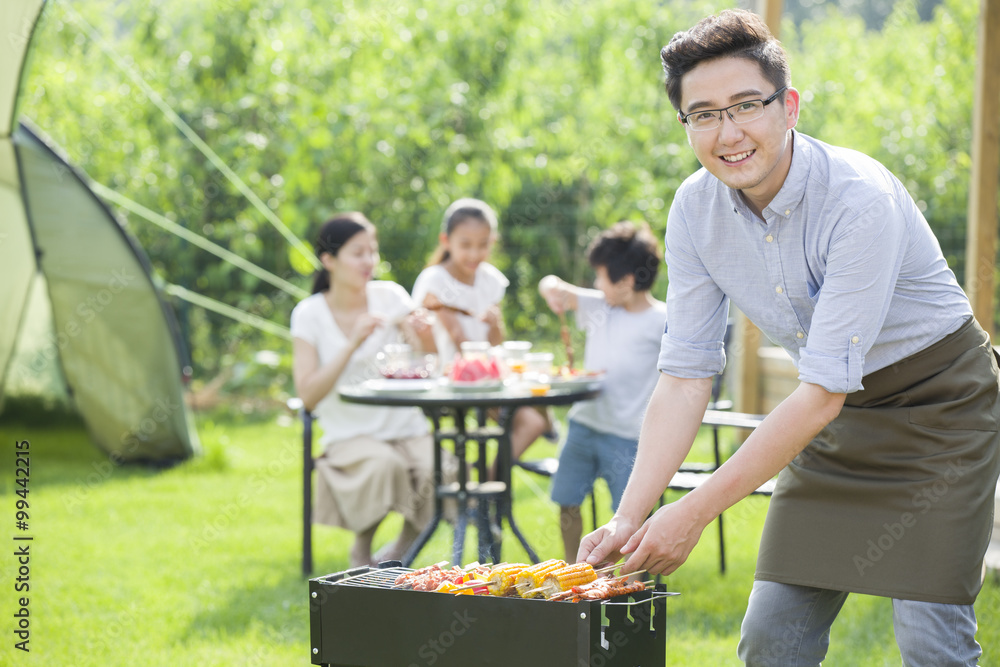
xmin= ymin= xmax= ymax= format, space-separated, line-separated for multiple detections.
xmin=587 ymin=221 xmax=662 ymax=292
xmin=427 ymin=198 xmax=498 ymax=266
xmin=310 ymin=212 xmax=376 ymax=294
xmin=660 ymin=9 xmax=790 ymax=112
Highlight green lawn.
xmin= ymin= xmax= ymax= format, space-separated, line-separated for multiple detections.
xmin=1 ymin=410 xmax=998 ymax=666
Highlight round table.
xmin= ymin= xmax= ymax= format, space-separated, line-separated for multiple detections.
xmin=339 ymin=378 xmax=601 ymax=566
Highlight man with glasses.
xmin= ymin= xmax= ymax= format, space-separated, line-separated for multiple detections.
xmin=580 ymin=8 xmax=999 ymax=666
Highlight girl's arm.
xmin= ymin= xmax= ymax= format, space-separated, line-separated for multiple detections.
xmin=482 ymin=305 xmax=505 ymax=346
xmin=421 ymin=292 xmax=468 ymax=349
xmin=539 ymin=275 xmax=582 ymax=313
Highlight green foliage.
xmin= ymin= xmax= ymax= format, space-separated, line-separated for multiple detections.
xmin=16 ymin=0 xmax=989 ymax=401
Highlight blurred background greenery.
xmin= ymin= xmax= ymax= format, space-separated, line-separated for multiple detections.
xmin=14 ymin=0 xmax=985 ymax=414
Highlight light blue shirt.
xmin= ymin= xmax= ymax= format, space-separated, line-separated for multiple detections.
xmin=658 ymin=131 xmax=971 ymax=394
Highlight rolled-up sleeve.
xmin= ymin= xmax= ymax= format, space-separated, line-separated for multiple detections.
xmin=797 ymin=196 xmax=908 ymax=393
xmin=657 ymin=193 xmax=729 ymax=379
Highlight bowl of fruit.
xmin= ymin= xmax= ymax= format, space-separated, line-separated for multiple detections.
xmin=448 ymin=354 xmax=505 ymax=391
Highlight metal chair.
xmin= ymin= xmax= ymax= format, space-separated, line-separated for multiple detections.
xmin=288 ymin=397 xmax=316 ymax=577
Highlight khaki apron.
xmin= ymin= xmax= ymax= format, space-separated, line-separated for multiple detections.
xmin=756 ymin=317 xmax=1000 ymax=604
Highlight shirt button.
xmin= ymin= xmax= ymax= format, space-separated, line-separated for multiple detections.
xmin=785 ymin=209 xmax=791 ymax=216
xmin=775 ymin=286 xmax=784 ymax=294
xmin=796 ymin=331 xmax=804 ymax=339
xmin=851 ymin=335 xmax=860 ymax=344
xmin=765 ymin=234 xmax=774 ymax=243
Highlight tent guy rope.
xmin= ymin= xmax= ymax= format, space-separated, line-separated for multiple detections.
xmin=92 ymin=182 xmax=309 ymax=301
xmin=59 ymin=1 xmax=321 ymax=273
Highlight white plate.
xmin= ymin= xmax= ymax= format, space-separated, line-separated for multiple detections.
xmin=363 ymin=378 xmax=438 ymax=393
xmin=548 ymin=372 xmax=606 ymax=386
xmin=447 ymin=379 xmax=505 ymax=392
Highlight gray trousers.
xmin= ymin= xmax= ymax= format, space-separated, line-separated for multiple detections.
xmin=738 ymin=580 xmax=982 ymax=666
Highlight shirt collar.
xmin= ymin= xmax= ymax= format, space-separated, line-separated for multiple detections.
xmin=726 ymin=129 xmax=810 ymax=221
xmin=765 ymin=129 xmax=809 ymax=218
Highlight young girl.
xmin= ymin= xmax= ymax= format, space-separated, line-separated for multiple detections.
xmin=291 ymin=212 xmax=436 ymax=568
xmin=411 ymin=198 xmax=508 ymax=362
xmin=411 ymin=198 xmax=552 ymax=466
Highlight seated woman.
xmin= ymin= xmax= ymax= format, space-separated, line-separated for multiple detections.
xmin=291 ymin=212 xmax=436 ymax=568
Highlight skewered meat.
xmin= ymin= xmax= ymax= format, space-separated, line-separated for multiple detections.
xmin=548 ymin=575 xmax=648 ymax=602
xmin=394 ymin=562 xmax=446 ymax=588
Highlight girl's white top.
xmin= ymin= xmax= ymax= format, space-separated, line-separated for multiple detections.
xmin=411 ymin=262 xmax=509 ymax=362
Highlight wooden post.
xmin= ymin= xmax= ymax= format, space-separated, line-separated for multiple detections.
xmin=966 ymin=0 xmax=1000 ymax=339
xmin=757 ymin=0 xmax=785 ymax=39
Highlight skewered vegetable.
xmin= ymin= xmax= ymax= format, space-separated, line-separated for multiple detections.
xmin=486 ymin=563 xmax=529 ymax=596
xmin=537 ymin=563 xmax=598 ymax=599
xmin=514 ymin=559 xmax=567 ymax=597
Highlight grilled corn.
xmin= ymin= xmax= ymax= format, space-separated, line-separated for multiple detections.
xmin=514 ymin=559 xmax=567 ymax=597
xmin=487 ymin=563 xmax=528 ymax=596
xmin=539 ymin=563 xmax=598 ymax=599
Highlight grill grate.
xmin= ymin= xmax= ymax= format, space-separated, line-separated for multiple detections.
xmin=324 ymin=565 xmax=411 ymax=589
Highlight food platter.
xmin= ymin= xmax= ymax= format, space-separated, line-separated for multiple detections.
xmin=362 ymin=378 xmax=439 ymax=393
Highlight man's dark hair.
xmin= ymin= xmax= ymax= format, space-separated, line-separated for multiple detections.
xmin=660 ymin=9 xmax=790 ymax=112
xmin=587 ymin=221 xmax=662 ymax=292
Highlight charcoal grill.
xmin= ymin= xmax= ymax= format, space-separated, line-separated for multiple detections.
xmin=309 ymin=561 xmax=676 ymax=667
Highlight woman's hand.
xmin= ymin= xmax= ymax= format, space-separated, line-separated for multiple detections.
xmin=400 ymin=308 xmax=436 ymax=353
xmin=617 ymin=496 xmax=709 ymax=576
xmin=578 ymin=514 xmax=641 ymax=568
xmin=347 ymin=313 xmax=381 ymax=350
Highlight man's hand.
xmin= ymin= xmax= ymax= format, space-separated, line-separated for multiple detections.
xmin=578 ymin=515 xmax=640 ymax=568
xmin=618 ymin=496 xmax=708 ymax=576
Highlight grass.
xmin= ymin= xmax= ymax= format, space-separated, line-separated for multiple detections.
xmin=1 ymin=409 xmax=999 ymax=666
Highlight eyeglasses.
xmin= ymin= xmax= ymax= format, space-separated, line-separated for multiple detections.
xmin=679 ymin=86 xmax=788 ymax=131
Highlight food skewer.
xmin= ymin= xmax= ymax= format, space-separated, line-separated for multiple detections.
xmin=392 ymin=561 xmax=450 ymax=588
xmin=514 ymin=558 xmax=568 ymax=597
xmin=522 ymin=564 xmax=648 ymax=599
xmin=548 ymin=574 xmax=650 ymax=602
xmin=558 ymin=310 xmax=574 ymax=369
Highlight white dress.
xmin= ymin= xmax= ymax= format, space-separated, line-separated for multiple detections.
xmin=290 ymin=282 xmax=433 ymax=532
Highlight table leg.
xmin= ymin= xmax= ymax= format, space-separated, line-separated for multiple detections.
xmin=402 ymin=410 xmax=447 ymax=567
xmin=495 ymin=407 xmax=540 ymax=563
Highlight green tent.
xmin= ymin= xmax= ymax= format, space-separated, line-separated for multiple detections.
xmin=0 ymin=0 xmax=199 ymax=462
